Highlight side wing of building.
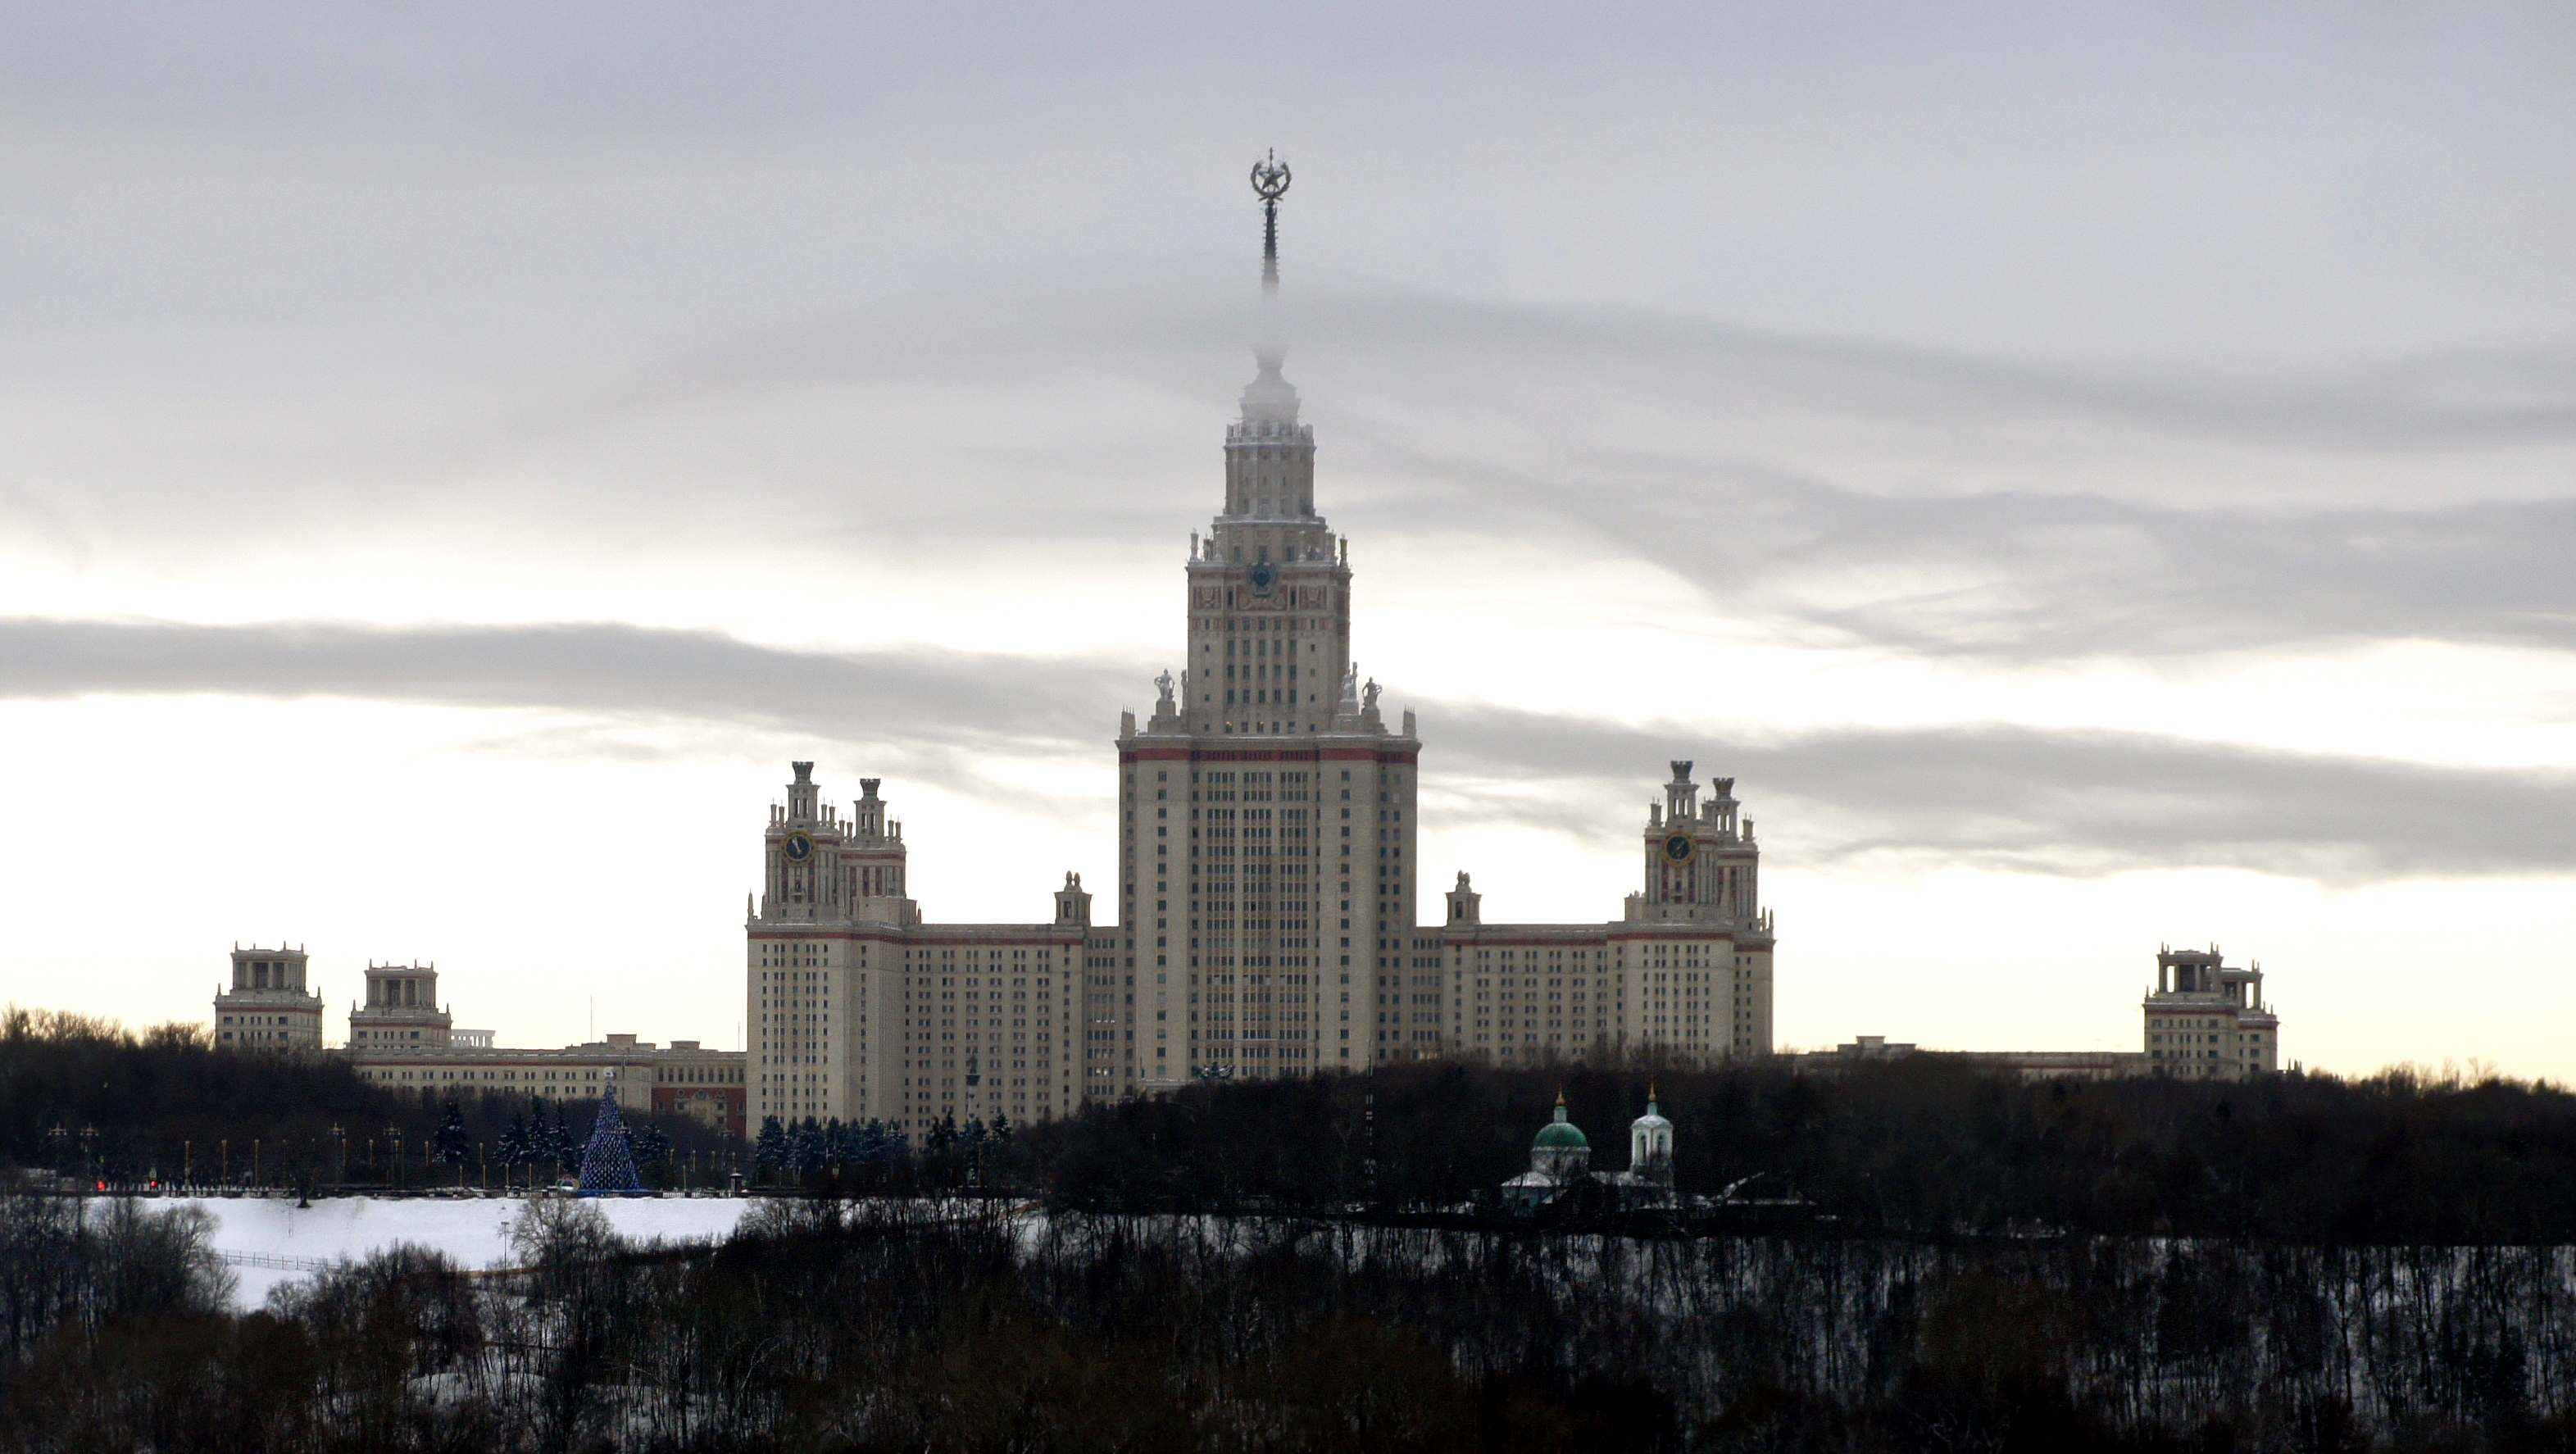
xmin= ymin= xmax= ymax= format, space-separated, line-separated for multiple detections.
xmin=747 ymin=764 xmax=1089 ymax=1136
xmin=1435 ymin=763 xmax=1778 ymax=1068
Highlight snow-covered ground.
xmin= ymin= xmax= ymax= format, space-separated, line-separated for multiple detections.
xmin=157 ymin=1195 xmax=754 ymax=1309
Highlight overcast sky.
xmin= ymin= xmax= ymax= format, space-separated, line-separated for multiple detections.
xmin=5 ymin=2 xmax=2574 ymax=1076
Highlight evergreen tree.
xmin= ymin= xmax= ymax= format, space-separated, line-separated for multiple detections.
xmin=788 ymin=1117 xmax=825 ymax=1176
xmin=535 ymin=1101 xmax=578 ymax=1176
xmin=927 ymin=1115 xmax=959 ymax=1154
xmin=496 ymin=1112 xmax=529 ymax=1170
xmin=575 ymin=1081 xmax=643 ymax=1194
xmin=430 ymin=1101 xmax=472 ymax=1166
xmin=630 ymin=1122 xmax=671 ymax=1175
xmin=753 ymin=1116 xmax=787 ymax=1174
xmin=858 ymin=1119 xmax=900 ymax=1164
xmin=988 ymin=1110 xmax=1012 ymax=1145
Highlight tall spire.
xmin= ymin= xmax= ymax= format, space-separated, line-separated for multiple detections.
xmin=1252 ymin=148 xmax=1290 ymax=300
xmin=1242 ymin=150 xmax=1300 ymax=427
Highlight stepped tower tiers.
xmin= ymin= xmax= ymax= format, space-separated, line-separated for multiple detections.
xmin=745 ymin=763 xmax=1088 ymax=1134
xmin=752 ymin=160 xmax=1779 ymax=1124
xmin=214 ymin=943 xmax=324 ymax=1052
xmin=1116 ymin=150 xmax=1425 ymax=1096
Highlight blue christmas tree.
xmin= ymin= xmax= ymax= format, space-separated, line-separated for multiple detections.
xmin=576 ymin=1074 xmax=643 ymax=1195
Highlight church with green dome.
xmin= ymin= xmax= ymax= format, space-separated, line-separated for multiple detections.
xmin=1502 ymin=1089 xmax=1679 ymax=1212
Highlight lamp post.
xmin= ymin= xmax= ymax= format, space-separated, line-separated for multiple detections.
xmin=330 ymin=1124 xmax=345 ymax=1188
xmin=385 ymin=1126 xmax=402 ymax=1192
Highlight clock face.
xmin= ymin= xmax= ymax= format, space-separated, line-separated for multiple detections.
xmin=784 ymin=833 xmax=812 ymax=862
xmin=1249 ymin=561 xmax=1277 ymax=595
xmin=1661 ymin=832 xmax=1695 ymax=864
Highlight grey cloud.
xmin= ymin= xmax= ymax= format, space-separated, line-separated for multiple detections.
xmin=1302 ymin=296 xmax=2576 ymax=660
xmin=7 ymin=616 xmax=2570 ymax=884
xmin=1446 ymin=454 xmax=2576 ymax=661
xmin=0 ymin=616 xmax=1148 ymax=760
xmin=20 ymin=279 xmax=2576 ymax=675
xmin=1430 ymin=702 xmax=2576 ymax=884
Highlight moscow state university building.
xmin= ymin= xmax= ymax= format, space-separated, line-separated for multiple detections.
xmin=747 ymin=346 xmax=1777 ymax=1135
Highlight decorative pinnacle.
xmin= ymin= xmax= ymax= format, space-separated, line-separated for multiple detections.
xmin=1250 ymin=149 xmax=1291 ymax=295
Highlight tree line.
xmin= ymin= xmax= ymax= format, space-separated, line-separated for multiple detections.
xmin=993 ymin=1055 xmax=2576 ymax=1243
xmin=0 ymin=1008 xmax=731 ymax=1192
xmin=16 ymin=1002 xmax=2576 ymax=1240
xmin=2 ymin=1193 xmax=2573 ymax=1452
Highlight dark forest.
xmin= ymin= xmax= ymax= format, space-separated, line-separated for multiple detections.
xmin=9 ymin=1009 xmax=2576 ymax=1451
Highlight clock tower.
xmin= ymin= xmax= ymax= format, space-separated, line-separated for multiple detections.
xmin=1111 ymin=152 xmax=1424 ymax=1097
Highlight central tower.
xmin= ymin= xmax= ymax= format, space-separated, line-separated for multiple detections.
xmin=1111 ymin=153 xmax=1426 ymax=1096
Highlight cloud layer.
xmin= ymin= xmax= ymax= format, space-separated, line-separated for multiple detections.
xmin=10 ymin=615 xmax=2569 ymax=884
xmin=12 ymin=286 xmax=2576 ymax=675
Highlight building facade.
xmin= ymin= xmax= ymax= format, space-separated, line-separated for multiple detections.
xmin=1106 ymin=241 xmax=1775 ymax=1088
xmin=2144 ymin=945 xmax=2278 ymax=1079
xmin=752 ymin=191 xmax=1779 ymax=1125
xmin=212 ymin=944 xmax=325 ymax=1052
xmin=348 ymin=1029 xmax=747 ymax=1138
xmin=1110 ymin=339 xmax=1422 ymax=1093
xmin=744 ymin=768 xmax=1089 ymax=1134
xmin=1794 ymin=946 xmax=2285 ymax=1079
xmin=348 ymin=961 xmax=452 ymax=1048
xmin=210 ymin=949 xmax=749 ymax=1138
xmin=1438 ymin=764 xmax=1775 ymax=1069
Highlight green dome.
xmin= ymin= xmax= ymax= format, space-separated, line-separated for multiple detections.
xmin=1533 ymin=1118 xmax=1588 ymax=1150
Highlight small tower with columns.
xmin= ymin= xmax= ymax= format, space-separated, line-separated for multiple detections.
xmin=213 ymin=944 xmax=325 ymax=1052
xmin=2143 ymin=945 xmax=2279 ymax=1079
xmin=349 ymin=961 xmax=453 ymax=1049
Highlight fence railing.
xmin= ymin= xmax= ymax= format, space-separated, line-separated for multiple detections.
xmin=216 ymin=1249 xmax=335 ymax=1272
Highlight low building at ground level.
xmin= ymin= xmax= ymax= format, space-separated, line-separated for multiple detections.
xmin=1796 ymin=947 xmax=2283 ymax=1081
xmin=211 ymin=949 xmax=747 ymax=1137
xmin=1791 ymin=1040 xmax=2147 ymax=1079
xmin=213 ymin=944 xmax=325 ymax=1052
xmin=348 ymin=1031 xmax=747 ymax=1138
xmin=340 ymin=964 xmax=746 ymax=1135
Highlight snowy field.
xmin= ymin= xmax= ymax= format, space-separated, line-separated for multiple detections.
xmin=154 ymin=1195 xmax=755 ymax=1309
